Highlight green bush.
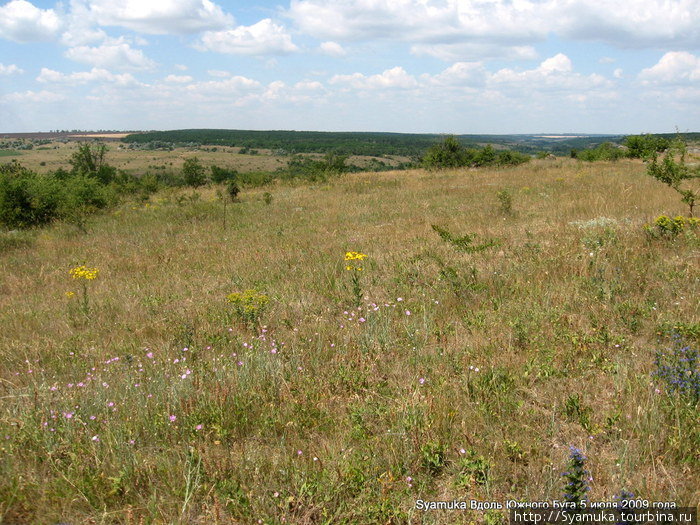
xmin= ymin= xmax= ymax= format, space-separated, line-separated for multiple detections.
xmin=623 ymin=134 xmax=669 ymax=159
xmin=422 ymin=136 xmax=530 ymax=169
xmin=182 ymin=157 xmax=207 ymax=187
xmin=210 ymin=165 xmax=238 ymax=184
xmin=0 ymin=162 xmax=114 ymax=229
xmin=575 ymin=142 xmax=626 ymax=162
xmin=0 ymin=162 xmax=63 ymax=228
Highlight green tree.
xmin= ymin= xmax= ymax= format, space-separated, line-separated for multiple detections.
xmin=422 ymin=136 xmax=468 ymax=169
xmin=647 ymin=138 xmax=699 ymax=216
xmin=69 ymin=143 xmax=116 ymax=184
xmin=623 ymin=134 xmax=669 ymax=159
xmin=182 ymin=157 xmax=206 ymax=187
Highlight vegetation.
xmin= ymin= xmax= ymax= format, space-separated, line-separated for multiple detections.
xmin=0 ymin=150 xmax=698 ymax=522
xmin=421 ymin=136 xmax=530 ymax=169
xmin=645 ymin=138 xmax=699 ymax=216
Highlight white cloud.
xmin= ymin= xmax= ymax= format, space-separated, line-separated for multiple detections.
xmin=164 ymin=74 xmax=193 ymax=83
xmin=557 ymin=0 xmax=700 ymax=48
xmin=613 ymin=68 xmax=623 ymax=79
xmin=3 ymin=90 xmax=65 ymax=103
xmin=411 ymin=42 xmax=537 ymax=61
xmin=85 ymin=0 xmax=233 ymax=35
xmin=639 ymin=51 xmax=700 ymax=84
xmin=319 ymin=41 xmax=346 ymax=57
xmin=207 ymin=70 xmax=231 ymax=77
xmin=37 ymin=67 xmax=141 ymax=86
xmin=64 ymin=39 xmax=156 ymax=71
xmin=287 ymin=0 xmax=700 ymax=52
xmin=0 ymin=0 xmax=62 ymax=42
xmin=330 ymin=66 xmax=417 ymax=90
xmin=175 ymin=64 xmax=188 ymax=71
xmin=489 ymin=53 xmax=610 ymax=92
xmin=197 ymin=19 xmax=298 ymax=56
xmin=426 ymin=61 xmax=487 ymax=87
xmin=0 ymin=63 xmax=24 ymax=75
xmin=185 ymin=76 xmax=262 ymax=98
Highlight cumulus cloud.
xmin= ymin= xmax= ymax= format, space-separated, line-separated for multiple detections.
xmin=164 ymin=74 xmax=193 ymax=83
xmin=287 ymin=0 xmax=700 ymax=53
xmin=0 ymin=63 xmax=24 ymax=75
xmin=0 ymin=0 xmax=62 ymax=42
xmin=3 ymin=90 xmax=66 ymax=103
xmin=639 ymin=51 xmax=700 ymax=84
xmin=411 ymin=42 xmax=538 ymax=61
xmin=489 ymin=53 xmax=611 ymax=92
xmin=197 ymin=19 xmax=298 ymax=56
xmin=64 ymin=39 xmax=156 ymax=71
xmin=319 ymin=41 xmax=346 ymax=57
xmin=330 ymin=66 xmax=417 ymax=90
xmin=37 ymin=67 xmax=141 ymax=86
xmin=84 ymin=0 xmax=233 ymax=35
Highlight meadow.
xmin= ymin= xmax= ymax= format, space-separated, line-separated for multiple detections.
xmin=0 ymin=154 xmax=698 ymax=523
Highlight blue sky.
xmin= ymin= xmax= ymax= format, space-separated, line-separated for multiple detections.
xmin=0 ymin=0 xmax=698 ymax=134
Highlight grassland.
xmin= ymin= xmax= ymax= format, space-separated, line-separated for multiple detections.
xmin=0 ymin=140 xmax=409 ymax=176
xmin=0 ymin=157 xmax=698 ymax=524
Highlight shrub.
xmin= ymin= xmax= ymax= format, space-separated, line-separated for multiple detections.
xmin=644 ymin=215 xmax=699 ymax=238
xmin=227 ymin=289 xmax=270 ymax=327
xmin=69 ymin=143 xmax=116 ymax=184
xmin=496 ymin=189 xmax=513 ymax=215
xmin=646 ymin=139 xmax=699 ymax=216
xmin=623 ymin=134 xmax=669 ymax=159
xmin=210 ymin=165 xmax=238 ymax=184
xmin=226 ymin=179 xmax=240 ymax=201
xmin=422 ymin=136 xmax=471 ymax=169
xmin=182 ymin=157 xmax=207 ymax=188
xmin=422 ymin=136 xmax=529 ymax=169
xmin=576 ymin=142 xmax=626 ymax=162
xmin=0 ymin=162 xmax=63 ymax=228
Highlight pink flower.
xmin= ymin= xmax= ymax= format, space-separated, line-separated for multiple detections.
xmin=169 ymin=415 xmax=177 ymax=422
xmin=405 ymin=310 xmax=411 ymax=316
xmin=195 ymin=424 xmax=203 ymax=431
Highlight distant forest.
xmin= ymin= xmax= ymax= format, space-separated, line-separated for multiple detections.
xmin=122 ymin=129 xmax=700 ymax=158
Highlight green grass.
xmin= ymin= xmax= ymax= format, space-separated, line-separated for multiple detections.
xmin=0 ymin=150 xmax=21 ymax=157
xmin=0 ymin=159 xmax=698 ymax=524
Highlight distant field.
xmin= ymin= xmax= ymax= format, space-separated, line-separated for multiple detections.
xmin=3 ymin=140 xmax=411 ymax=175
xmin=0 ymin=157 xmax=698 ymax=523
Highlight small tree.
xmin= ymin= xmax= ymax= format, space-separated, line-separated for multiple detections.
xmin=623 ymin=134 xmax=669 ymax=159
xmin=646 ymin=138 xmax=699 ymax=216
xmin=69 ymin=143 xmax=116 ymax=184
xmin=422 ymin=136 xmax=468 ymax=169
xmin=182 ymin=157 xmax=206 ymax=188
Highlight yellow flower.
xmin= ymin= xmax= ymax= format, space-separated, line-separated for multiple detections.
xmin=65 ymin=291 xmax=75 ymax=298
xmin=69 ymin=265 xmax=99 ymax=280
xmin=344 ymin=251 xmax=367 ymax=261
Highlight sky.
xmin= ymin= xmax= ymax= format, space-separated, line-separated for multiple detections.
xmin=0 ymin=0 xmax=698 ymax=134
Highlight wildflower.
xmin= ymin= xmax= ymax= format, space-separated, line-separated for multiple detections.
xmin=195 ymin=424 xmax=203 ymax=431
xmin=69 ymin=265 xmax=99 ymax=280
xmin=169 ymin=415 xmax=177 ymax=422
xmin=65 ymin=291 xmax=75 ymax=298
xmin=91 ymin=435 xmax=99 ymax=442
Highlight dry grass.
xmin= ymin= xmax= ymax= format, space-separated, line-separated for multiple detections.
xmin=0 ymin=159 xmax=698 ymax=524
xmin=5 ymin=141 xmax=408 ymax=175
